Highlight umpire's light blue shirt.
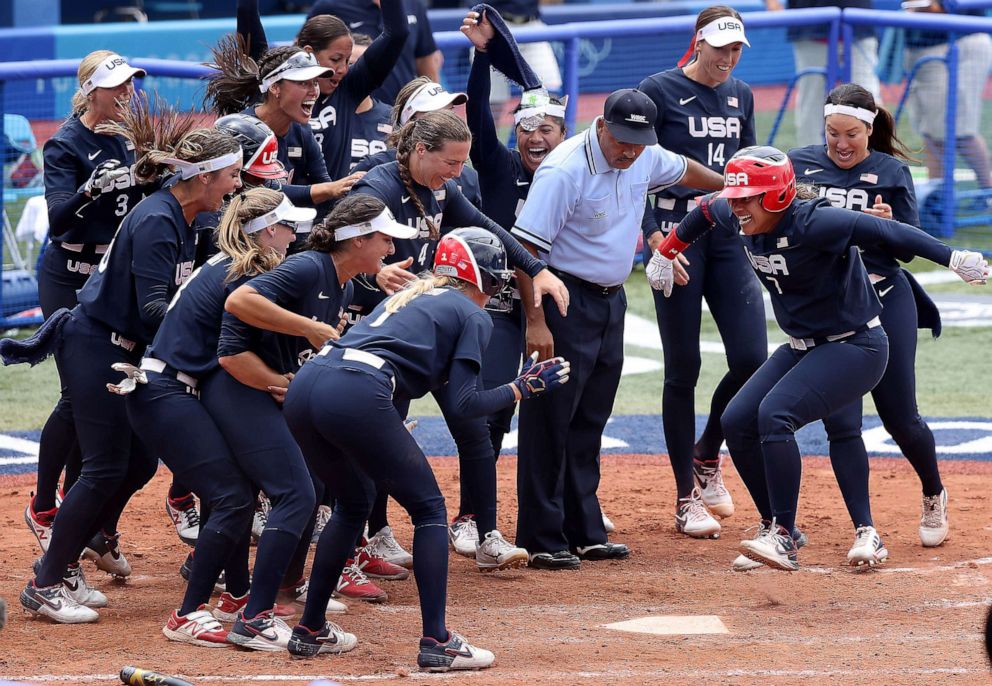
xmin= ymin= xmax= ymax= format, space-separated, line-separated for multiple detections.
xmin=512 ymin=117 xmax=687 ymax=287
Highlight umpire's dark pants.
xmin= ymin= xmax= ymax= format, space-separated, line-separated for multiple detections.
xmin=516 ymin=278 xmax=625 ymax=554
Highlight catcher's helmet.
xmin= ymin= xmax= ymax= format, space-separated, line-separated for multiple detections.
xmin=214 ymin=113 xmax=287 ymax=181
xmin=720 ymin=145 xmax=796 ymax=212
xmin=433 ymin=228 xmax=514 ymax=310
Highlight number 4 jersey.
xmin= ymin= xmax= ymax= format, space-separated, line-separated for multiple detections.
xmin=638 ymin=68 xmax=755 ymax=230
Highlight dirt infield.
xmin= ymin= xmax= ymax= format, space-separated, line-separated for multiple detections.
xmin=1 ymin=454 xmax=991 ymax=685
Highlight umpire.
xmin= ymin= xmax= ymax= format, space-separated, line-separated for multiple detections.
xmin=512 ymin=89 xmax=723 ymax=569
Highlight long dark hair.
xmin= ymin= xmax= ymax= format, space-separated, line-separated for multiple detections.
xmin=205 ymin=37 xmax=301 ymax=116
xmin=825 ymin=83 xmax=915 ymax=161
xmin=679 ymin=6 xmax=744 ymax=68
xmin=306 ymin=193 xmax=387 ymax=253
xmin=296 ymin=14 xmax=351 ymax=52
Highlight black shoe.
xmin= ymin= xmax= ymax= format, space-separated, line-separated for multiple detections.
xmin=573 ymin=542 xmax=631 ymax=560
xmin=527 ymin=550 xmax=580 ymax=570
xmin=179 ymin=551 xmax=226 ymax=592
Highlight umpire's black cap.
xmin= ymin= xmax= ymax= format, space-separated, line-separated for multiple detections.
xmin=603 ymin=89 xmax=658 ymax=146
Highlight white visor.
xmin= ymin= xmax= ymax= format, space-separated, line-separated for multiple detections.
xmin=243 ymin=195 xmax=317 ymax=234
xmin=334 ymin=207 xmax=418 ymax=241
xmin=824 ymin=103 xmax=877 ymax=124
xmin=259 ymin=51 xmax=334 ymax=93
xmin=399 ymin=82 xmax=468 ymax=125
xmin=697 ymin=17 xmax=750 ymax=48
xmin=160 ymin=149 xmax=243 ymax=180
xmin=81 ymin=54 xmax=146 ymax=96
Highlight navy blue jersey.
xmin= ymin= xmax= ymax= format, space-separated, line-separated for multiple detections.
xmin=466 ymin=51 xmax=533 ymax=231
xmin=352 ymin=149 xmax=483 ymax=209
xmin=307 ymin=0 xmax=438 ymax=106
xmin=684 ymin=197 xmax=952 ymax=339
xmin=42 ymin=114 xmax=145 ymax=245
xmin=639 ymin=68 xmax=755 ymax=232
xmin=146 ymin=253 xmax=252 ymax=376
xmin=331 ymin=286 xmax=492 ymax=400
xmin=77 ymin=189 xmax=198 ymax=345
xmin=789 ymin=145 xmax=920 ymax=278
xmin=218 ymin=250 xmax=353 ymax=374
xmin=348 ymin=100 xmax=393 ymax=170
xmin=351 ymin=160 xmax=540 ymax=275
xmin=307 ymin=0 xmax=408 ymax=181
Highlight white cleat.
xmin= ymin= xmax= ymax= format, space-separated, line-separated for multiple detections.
xmin=418 ymin=631 xmax=495 ymax=672
xmin=601 ymin=511 xmax=616 ymax=533
xmin=448 ymin=515 xmax=479 ymax=557
xmin=847 ymin=525 xmax=888 ymax=570
xmin=20 ymin=580 xmax=99 ymax=624
xmin=366 ymin=525 xmax=413 ymax=569
xmin=693 ymin=456 xmax=734 ymax=518
xmin=82 ymin=531 xmax=132 ymax=578
xmin=919 ymin=488 xmax=949 ymax=547
xmin=675 ymin=488 xmax=721 ymax=539
xmin=475 ymin=530 xmax=528 ymax=572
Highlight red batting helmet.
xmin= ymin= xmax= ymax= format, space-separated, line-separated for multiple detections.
xmin=214 ymin=113 xmax=288 ymax=181
xmin=433 ymin=228 xmax=514 ymax=309
xmin=719 ymin=145 xmax=796 ymax=212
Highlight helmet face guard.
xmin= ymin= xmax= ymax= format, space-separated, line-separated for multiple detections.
xmin=433 ymin=228 xmax=514 ymax=311
xmin=720 ymin=145 xmax=796 ymax=212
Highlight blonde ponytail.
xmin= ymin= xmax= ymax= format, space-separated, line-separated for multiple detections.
xmin=215 ymin=187 xmax=286 ymax=281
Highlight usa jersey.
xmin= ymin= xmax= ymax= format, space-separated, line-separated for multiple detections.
xmin=43 ymin=114 xmax=144 ymax=245
xmin=146 ymin=253 xmax=250 ymax=376
xmin=352 ymin=149 xmax=483 ymax=209
xmin=77 ymin=189 xmax=198 ymax=345
xmin=349 ymin=100 xmax=392 ymax=170
xmin=329 ymin=286 xmax=492 ymax=401
xmin=306 ymin=0 xmax=409 ymax=181
xmin=638 ymin=68 xmax=755 ymax=231
xmin=243 ymin=106 xmax=330 ymax=199
xmin=789 ymin=145 xmax=919 ymax=278
xmin=218 ymin=250 xmax=353 ymax=374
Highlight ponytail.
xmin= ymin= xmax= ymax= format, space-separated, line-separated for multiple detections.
xmin=71 ymin=50 xmax=115 ymax=116
xmin=825 ymin=83 xmax=916 ymax=161
xmin=306 ymin=193 xmax=386 ymax=253
xmin=215 ymin=187 xmax=285 ymax=281
xmin=385 ymin=275 xmax=464 ymax=312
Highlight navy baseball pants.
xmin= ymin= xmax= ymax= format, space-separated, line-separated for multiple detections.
xmin=126 ymin=371 xmax=255 ymax=613
xmin=721 ymin=326 xmax=889 ymax=533
xmin=284 ymin=355 xmax=450 ymax=641
xmin=516 ymin=279 xmax=623 ymax=554
xmin=35 ymin=309 xmax=158 ymax=588
xmin=645 ymin=227 xmax=767 ymax=501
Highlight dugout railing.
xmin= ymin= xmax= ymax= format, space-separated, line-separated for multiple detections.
xmin=2 ymin=7 xmax=991 ymax=328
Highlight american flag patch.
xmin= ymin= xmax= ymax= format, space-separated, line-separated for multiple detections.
xmin=728 ymin=96 xmax=739 ymax=108
xmin=377 ymin=123 xmax=393 ymax=134
xmin=777 ymin=236 xmax=789 ymax=248
xmin=860 ymin=173 xmax=878 ymax=184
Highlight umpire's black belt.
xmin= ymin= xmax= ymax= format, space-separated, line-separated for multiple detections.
xmin=550 ymin=267 xmax=623 ymax=296
xmin=787 ymin=316 xmax=881 ymax=351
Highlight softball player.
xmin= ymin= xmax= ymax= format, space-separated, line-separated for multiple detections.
xmin=346 ymin=34 xmax=393 ymax=171
xmin=125 ymin=187 xmax=304 ymax=648
xmin=19 ymin=112 xmax=243 ymax=623
xmin=233 ymin=0 xmax=407 ymax=187
xmin=347 ymin=110 xmax=569 ymax=571
xmin=351 ymin=77 xmax=482 ymax=208
xmin=447 ymin=7 xmax=567 ymax=555
xmin=26 ymin=51 xmax=147 ymax=569
xmin=638 ymin=6 xmax=766 ymax=539
xmin=790 ymin=83 xmax=949 ymax=548
xmin=647 ymin=146 xmax=988 ymax=571
xmin=281 ymin=228 xmax=569 ymax=669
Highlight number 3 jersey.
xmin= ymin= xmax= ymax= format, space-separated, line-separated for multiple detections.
xmin=638 ymin=68 xmax=755 ymax=230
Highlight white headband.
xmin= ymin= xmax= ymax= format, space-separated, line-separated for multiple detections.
xmin=824 ymin=103 xmax=876 ymax=124
xmin=243 ymin=195 xmax=316 ymax=234
xmin=696 ymin=17 xmax=750 ymax=47
xmin=81 ymin=54 xmax=146 ymax=96
xmin=258 ymin=51 xmax=328 ymax=94
xmin=160 ymin=149 xmax=242 ymax=180
xmin=399 ymin=82 xmax=467 ymax=125
xmin=513 ymin=104 xmax=567 ymax=126
xmin=335 ymin=207 xmax=408 ymax=240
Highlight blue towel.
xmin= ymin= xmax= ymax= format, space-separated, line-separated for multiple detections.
xmin=472 ymin=3 xmax=543 ymax=90
xmin=0 ymin=307 xmax=71 ymax=366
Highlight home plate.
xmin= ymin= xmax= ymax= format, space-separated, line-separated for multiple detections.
xmin=603 ymin=615 xmax=729 ymax=635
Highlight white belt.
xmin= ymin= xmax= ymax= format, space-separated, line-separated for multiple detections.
xmin=56 ymin=241 xmax=110 ymax=254
xmin=342 ymin=348 xmax=387 ymax=369
xmin=788 ymin=316 xmax=881 ymax=351
xmin=140 ymin=357 xmax=199 ymax=388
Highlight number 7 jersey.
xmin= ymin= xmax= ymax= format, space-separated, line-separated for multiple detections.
xmin=638 ymin=68 xmax=755 ymax=224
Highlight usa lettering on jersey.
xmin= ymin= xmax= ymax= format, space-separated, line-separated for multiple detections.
xmin=352 ymin=138 xmax=388 ymax=160
xmin=745 ymin=247 xmax=790 ymax=276
xmin=174 ymin=260 xmax=195 ymax=286
xmin=311 ymin=106 xmax=337 ymax=131
xmin=66 ymin=260 xmax=99 ymax=275
xmin=688 ymin=116 xmax=741 ymax=139
xmin=409 ymin=213 xmax=443 ymax=239
xmin=819 ymin=186 xmax=871 ymax=211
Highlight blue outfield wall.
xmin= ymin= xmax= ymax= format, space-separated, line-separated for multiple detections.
xmin=0 ymin=0 xmax=913 ymax=118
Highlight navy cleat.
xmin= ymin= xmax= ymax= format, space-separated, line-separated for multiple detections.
xmin=417 ymin=631 xmax=494 ymax=672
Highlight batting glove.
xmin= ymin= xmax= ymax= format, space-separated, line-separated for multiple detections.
xmin=82 ymin=159 xmax=129 ymax=199
xmin=949 ymin=250 xmax=989 ymax=285
xmin=513 ymin=352 xmax=570 ymax=400
xmin=646 ymin=249 xmax=676 ymax=297
xmin=106 ymin=362 xmax=148 ymax=396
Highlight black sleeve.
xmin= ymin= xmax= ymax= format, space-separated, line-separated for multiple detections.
xmin=674 ymin=203 xmax=719 ymax=244
xmin=303 ymin=128 xmax=332 ymax=184
xmin=236 ymin=0 xmax=268 ymax=60
xmin=279 ymin=182 xmax=317 ymax=207
xmin=442 ymin=187 xmax=545 ymax=276
xmin=131 ymin=216 xmax=183 ymax=331
xmin=740 ymin=88 xmax=757 ymax=148
xmin=436 ymin=358 xmax=517 ymax=418
xmin=641 ymin=198 xmax=660 ymax=242
xmin=341 ymin=0 xmax=411 ymax=103
xmin=43 ymin=138 xmax=93 ymax=241
xmin=352 ymin=154 xmax=382 ymax=173
xmin=848 ymin=212 xmax=953 ymax=266
xmin=890 ymin=165 xmax=921 ymax=228
xmin=467 ymin=50 xmax=512 ymax=172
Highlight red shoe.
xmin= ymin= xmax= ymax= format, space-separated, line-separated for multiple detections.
xmin=353 ymin=544 xmax=410 ymax=581
xmin=333 ymin=562 xmax=387 ymax=602
xmin=211 ymin=591 xmax=296 ymax=623
xmin=163 ymin=606 xmax=230 ymax=648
